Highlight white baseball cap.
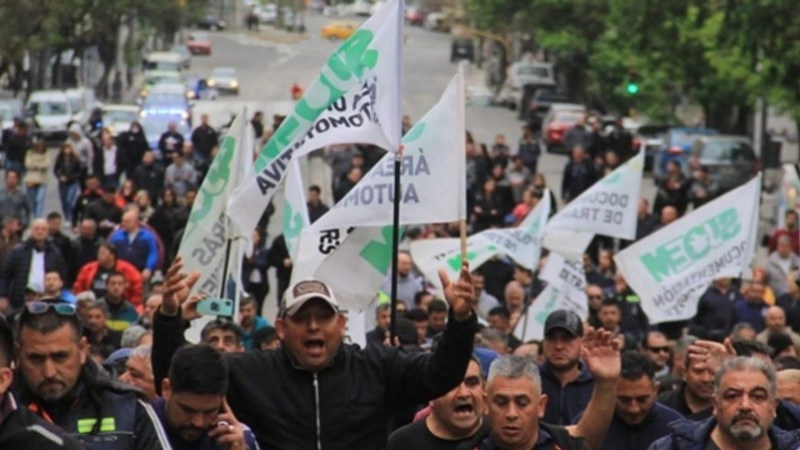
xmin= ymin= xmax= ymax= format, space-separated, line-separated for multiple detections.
xmin=280 ymin=280 xmax=339 ymax=317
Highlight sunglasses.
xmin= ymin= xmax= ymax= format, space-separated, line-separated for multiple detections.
xmin=647 ymin=346 xmax=670 ymax=354
xmin=23 ymin=301 xmax=77 ymax=316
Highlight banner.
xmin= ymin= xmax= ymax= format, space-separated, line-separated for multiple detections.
xmin=227 ymin=0 xmax=404 ymax=236
xmin=513 ymin=252 xmax=589 ymax=341
xmin=314 ymin=67 xmax=466 ymax=229
xmin=409 ymin=192 xmax=551 ymax=294
xmin=179 ymin=109 xmax=253 ymax=298
xmin=283 ymin=159 xmax=311 ymax=261
xmin=314 ymin=225 xmax=399 ymax=311
xmin=543 ymin=151 xmax=644 ymax=259
xmin=343 ymin=308 xmax=368 ymax=348
xmin=614 ymin=174 xmax=762 ymax=324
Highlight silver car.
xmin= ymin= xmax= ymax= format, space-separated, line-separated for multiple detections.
xmin=690 ymin=136 xmax=759 ymax=193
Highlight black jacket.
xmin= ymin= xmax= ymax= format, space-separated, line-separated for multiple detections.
xmin=191 ymin=124 xmax=219 ymax=157
xmin=0 ymin=391 xmax=84 ymax=450
xmin=561 ymin=159 xmax=598 ymax=202
xmin=117 ymin=130 xmax=150 ymax=177
xmin=16 ymin=362 xmax=172 ymax=450
xmin=50 ymin=231 xmax=77 ymax=285
xmin=648 ymin=417 xmax=800 ymax=450
xmin=72 ymin=188 xmax=104 ymax=228
xmin=158 ymin=131 xmax=184 ymax=159
xmin=478 ymin=423 xmax=586 ymax=450
xmin=53 ymin=154 xmax=83 ymax=184
xmin=152 ymin=308 xmax=477 ymax=450
xmin=0 ymin=239 xmax=66 ymax=309
xmin=132 ymin=162 xmax=165 ymax=205
xmin=85 ymin=199 xmax=122 ymax=238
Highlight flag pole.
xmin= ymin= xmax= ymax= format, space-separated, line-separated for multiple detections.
xmin=389 ymin=147 xmax=403 ymax=342
xmin=459 ymin=220 xmax=467 ymax=262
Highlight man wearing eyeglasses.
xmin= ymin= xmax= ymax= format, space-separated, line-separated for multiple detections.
xmin=14 ymin=300 xmax=173 ymax=449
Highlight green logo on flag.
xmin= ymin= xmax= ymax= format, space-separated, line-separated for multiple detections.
xmin=185 ymin=134 xmax=236 ymax=239
xmin=535 ymin=289 xmax=559 ymax=324
xmin=445 ymin=244 xmax=498 ymax=272
xmin=359 ymin=226 xmax=401 ymax=274
xmin=283 ymin=202 xmax=305 ymax=243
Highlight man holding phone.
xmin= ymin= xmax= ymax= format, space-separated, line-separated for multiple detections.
xmin=154 ymin=344 xmax=258 ymax=449
xmin=152 ymin=256 xmax=478 ymax=450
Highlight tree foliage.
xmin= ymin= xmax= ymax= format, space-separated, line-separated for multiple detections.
xmin=466 ymin=0 xmax=800 ymax=131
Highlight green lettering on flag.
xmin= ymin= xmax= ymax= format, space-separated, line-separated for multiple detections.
xmin=535 ymin=289 xmax=559 ymax=324
xmin=185 ymin=134 xmax=236 ymax=239
xmin=255 ymin=30 xmax=378 ymax=169
xmin=282 ymin=202 xmax=305 ymax=243
xmin=359 ymin=226 xmax=401 ymax=274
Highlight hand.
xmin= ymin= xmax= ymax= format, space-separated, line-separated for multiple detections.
xmin=208 ymin=399 xmax=247 ymax=449
xmin=161 ymin=257 xmax=200 ymax=316
xmin=182 ymin=294 xmax=204 ymax=322
xmin=0 ymin=298 xmax=9 ymax=315
xmin=283 ymin=258 xmax=292 ymax=268
xmin=688 ymin=338 xmax=735 ymax=373
xmin=59 ymin=176 xmax=67 ymax=183
xmin=142 ymin=269 xmax=152 ymax=282
xmin=581 ymin=326 xmax=621 ymax=383
xmin=439 ymin=262 xmax=475 ymax=321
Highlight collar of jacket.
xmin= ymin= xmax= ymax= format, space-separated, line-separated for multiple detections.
xmin=668 ymin=417 xmax=800 ymax=450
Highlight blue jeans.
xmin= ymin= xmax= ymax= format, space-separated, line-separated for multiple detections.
xmin=4 ymin=159 xmax=24 ymax=176
xmin=26 ymin=184 xmax=46 ymax=219
xmin=59 ymin=181 xmax=80 ymax=222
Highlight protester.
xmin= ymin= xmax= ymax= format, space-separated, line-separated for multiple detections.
xmin=24 ymin=140 xmax=50 ymax=218
xmin=118 ymin=344 xmax=157 ymax=401
xmin=650 ymin=357 xmax=800 ymax=450
xmin=108 ymin=207 xmax=159 ymax=282
xmin=14 ymin=299 xmax=172 ymax=448
xmin=0 ymin=219 xmax=66 ymax=314
xmin=769 ymin=210 xmax=800 ymax=255
xmin=152 ymin=257 xmax=478 ymax=448
xmin=767 ymin=235 xmax=800 ymax=297
xmin=756 ymin=306 xmax=800 ymax=356
xmin=84 ymin=301 xmax=123 ymax=357
xmin=380 ymin=251 xmax=424 ymax=307
xmin=366 ymin=303 xmax=392 ymax=345
xmin=657 ymin=353 xmax=714 ymax=418
xmin=561 ymin=145 xmax=598 ymax=203
xmin=0 ymin=170 xmax=30 ymax=229
xmin=158 ymin=122 xmax=185 ymax=161
xmin=0 ymin=316 xmax=84 ymax=448
xmin=85 ymin=185 xmax=122 ymax=238
xmin=200 ymin=319 xmax=246 ymax=354
xmin=641 ymin=331 xmax=672 ymax=378
xmin=100 ymin=272 xmax=139 ymax=331
xmin=307 ymin=184 xmax=330 ymax=224
xmin=239 ymin=296 xmax=271 ymax=350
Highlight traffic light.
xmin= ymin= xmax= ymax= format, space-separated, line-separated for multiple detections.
xmin=625 ymin=71 xmax=639 ymax=95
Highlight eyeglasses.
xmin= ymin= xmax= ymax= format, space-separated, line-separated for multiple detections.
xmin=23 ymin=301 xmax=77 ymax=316
xmin=647 ymin=346 xmax=670 ymax=354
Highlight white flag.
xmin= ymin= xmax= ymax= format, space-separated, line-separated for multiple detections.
xmin=543 ymin=151 xmax=644 ymax=259
xmin=179 ymin=109 xmax=253 ymax=298
xmin=283 ymin=160 xmax=311 ymax=261
xmin=314 ymin=67 xmax=467 ymax=229
xmin=314 ymin=225 xmax=398 ymax=311
xmin=227 ymin=0 xmax=404 ymax=235
xmin=614 ymin=174 xmax=762 ymax=324
xmin=480 ymin=191 xmax=551 ymax=271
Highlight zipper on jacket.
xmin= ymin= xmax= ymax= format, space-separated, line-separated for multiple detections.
xmin=313 ymin=373 xmax=322 ymax=450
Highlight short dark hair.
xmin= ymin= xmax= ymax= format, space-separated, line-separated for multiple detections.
xmin=106 ymin=271 xmax=125 ymax=284
xmin=0 ymin=317 xmax=13 ymax=367
xmin=16 ymin=302 xmax=83 ymax=344
xmin=776 ymin=356 xmax=800 ymax=371
xmin=404 ymin=308 xmax=428 ymax=322
xmin=733 ymin=339 xmax=773 ymax=358
xmin=621 ymin=351 xmax=655 ymax=381
xmin=239 ymin=296 xmax=257 ymax=309
xmin=375 ymin=303 xmax=390 ymax=316
xmin=168 ymin=345 xmax=229 ymax=395
xmin=600 ymin=299 xmax=620 ymax=310
xmin=428 ymin=299 xmax=448 ymax=314
xmin=201 ymin=319 xmax=244 ymax=345
xmin=787 ymin=210 xmax=798 ymax=219
xmin=309 ymin=185 xmax=321 ymax=194
xmin=488 ymin=306 xmax=510 ymax=320
xmin=252 ymin=326 xmax=278 ymax=350
xmin=99 ymin=242 xmax=118 ymax=258
xmin=413 ymin=290 xmax=433 ymax=306
xmin=46 ymin=211 xmax=62 ymax=221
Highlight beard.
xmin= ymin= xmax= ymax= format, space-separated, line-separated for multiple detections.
xmin=547 ymin=356 xmax=579 ymax=372
xmin=727 ymin=415 xmax=764 ymax=442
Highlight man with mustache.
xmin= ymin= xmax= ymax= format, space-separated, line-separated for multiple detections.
xmin=649 ymin=357 xmax=800 ymax=450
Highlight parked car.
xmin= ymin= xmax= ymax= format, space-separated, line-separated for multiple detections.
xmin=144 ymin=52 xmax=184 ymax=72
xmin=321 ymin=20 xmax=358 ymax=41
xmin=170 ymin=45 xmax=192 ymax=68
xmin=186 ymin=32 xmax=212 ymax=56
xmin=525 ymin=88 xmax=572 ymax=125
xmin=632 ymin=123 xmax=671 ymax=171
xmin=405 ymin=6 xmax=426 ymax=25
xmin=654 ymin=127 xmax=719 ymax=177
xmin=27 ymin=90 xmax=72 ymax=140
xmin=208 ymin=67 xmax=239 ymax=95
xmin=197 ymin=15 xmax=226 ymax=31
xmin=451 ymin=38 xmax=474 ymax=63
xmin=101 ymin=104 xmax=139 ymax=137
xmin=543 ymin=109 xmax=585 ymax=153
xmin=0 ymin=99 xmax=23 ymax=131
xmin=689 ymin=136 xmax=759 ymax=193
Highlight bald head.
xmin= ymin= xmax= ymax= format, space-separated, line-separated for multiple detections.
xmin=397 ymin=251 xmax=413 ymax=277
xmin=31 ymin=218 xmax=48 ymax=243
xmin=661 ymin=206 xmax=678 ymax=225
xmin=122 ymin=207 xmax=140 ymax=232
xmin=777 ymin=369 xmax=800 ymax=404
xmin=504 ymin=281 xmax=525 ymax=312
xmin=766 ymin=306 xmax=787 ymax=333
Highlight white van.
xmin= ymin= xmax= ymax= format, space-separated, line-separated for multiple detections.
xmin=66 ymin=87 xmax=102 ymax=126
xmin=144 ymin=52 xmax=184 ymax=72
xmin=27 ymin=90 xmax=72 ymax=139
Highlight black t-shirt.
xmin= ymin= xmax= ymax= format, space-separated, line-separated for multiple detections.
xmin=387 ymin=417 xmax=490 ymax=450
xmin=91 ymin=267 xmax=111 ymax=298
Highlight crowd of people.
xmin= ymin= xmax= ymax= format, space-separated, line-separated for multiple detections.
xmin=0 ymin=105 xmax=795 ymax=450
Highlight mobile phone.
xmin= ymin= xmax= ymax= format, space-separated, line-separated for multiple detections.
xmin=197 ymin=298 xmax=234 ymax=317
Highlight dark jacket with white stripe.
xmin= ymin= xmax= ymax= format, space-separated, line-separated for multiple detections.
xmin=0 ymin=391 xmax=84 ymax=449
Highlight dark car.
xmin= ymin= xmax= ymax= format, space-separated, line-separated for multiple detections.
xmin=654 ymin=127 xmax=719 ymax=177
xmin=451 ymin=38 xmax=474 ymax=63
xmin=526 ymin=88 xmax=572 ymax=126
xmin=689 ymin=136 xmax=759 ymax=193
xmin=197 ymin=15 xmax=226 ymax=31
xmin=633 ymin=123 xmax=671 ymax=171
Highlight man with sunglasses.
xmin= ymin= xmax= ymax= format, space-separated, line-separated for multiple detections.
xmin=14 ymin=299 xmax=173 ymax=449
xmin=0 ymin=316 xmax=84 ymax=449
xmin=152 ymin=257 xmax=478 ymax=450
xmin=642 ymin=331 xmax=671 ymax=378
